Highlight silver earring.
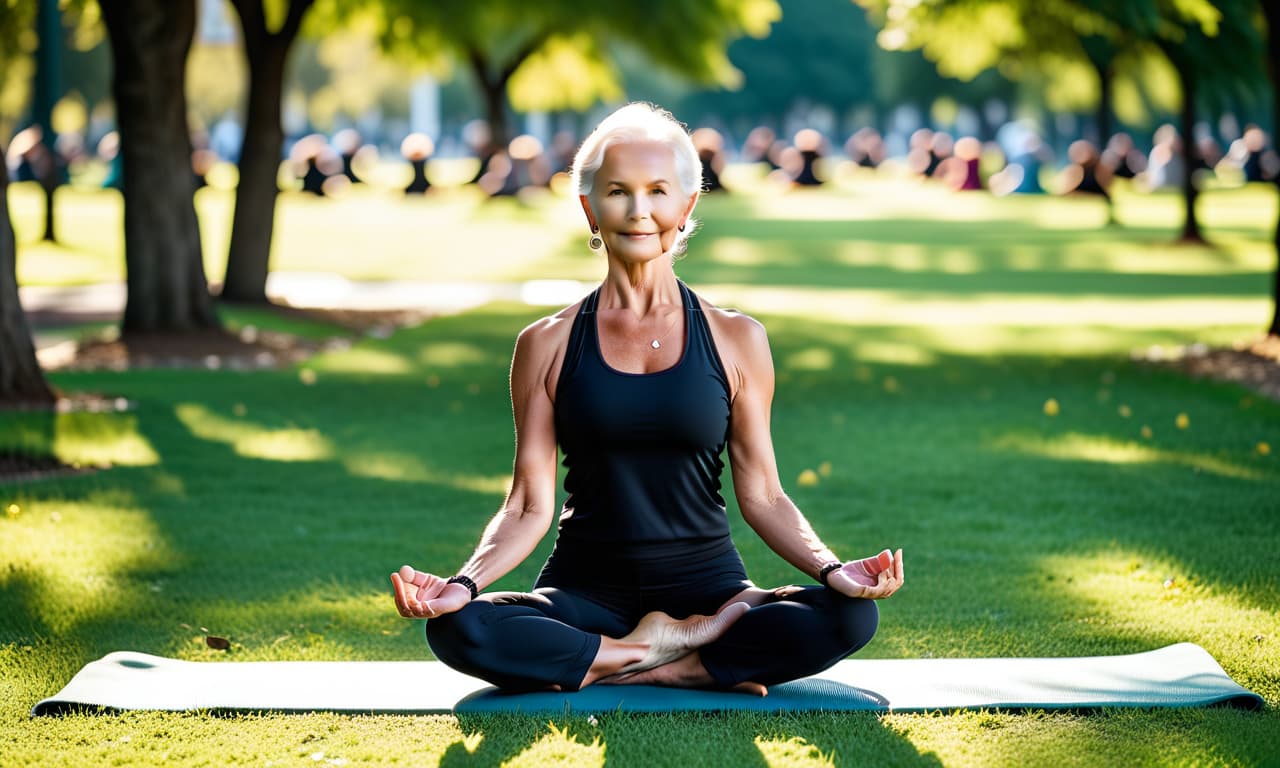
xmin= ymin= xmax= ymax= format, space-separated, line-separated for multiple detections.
xmin=588 ymin=232 xmax=603 ymax=250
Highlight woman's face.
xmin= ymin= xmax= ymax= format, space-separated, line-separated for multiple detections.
xmin=583 ymin=141 xmax=696 ymax=263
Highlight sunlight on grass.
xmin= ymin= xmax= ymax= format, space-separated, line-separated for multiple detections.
xmin=502 ymin=723 xmax=603 ymax=768
xmin=51 ymin=412 xmax=162 ymax=467
xmin=852 ymin=340 xmax=937 ymax=366
xmin=754 ymin=735 xmax=835 ymax=767
xmin=708 ymin=236 xmax=769 ymax=266
xmin=783 ymin=347 xmax=836 ymax=371
xmin=703 ymin=284 xmax=1268 ymax=331
xmin=174 ymin=403 xmax=334 ymax=462
xmin=1038 ymin=548 xmax=1280 ymax=685
xmin=307 ymin=347 xmax=414 ymax=375
xmin=417 ymin=340 xmax=495 ymax=368
xmin=0 ymin=411 xmax=161 ymax=467
xmin=180 ymin=589 xmax=403 ymax=661
xmin=992 ymin=432 xmax=1267 ymax=481
xmin=342 ymin=451 xmax=510 ymax=495
xmin=0 ymin=499 xmax=174 ymax=634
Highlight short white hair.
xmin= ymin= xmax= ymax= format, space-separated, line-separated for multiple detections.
xmin=571 ymin=103 xmax=701 ymax=255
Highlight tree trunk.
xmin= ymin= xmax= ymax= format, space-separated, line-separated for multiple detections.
xmin=35 ymin=0 xmax=61 ymax=244
xmin=100 ymin=0 xmax=219 ymax=336
xmin=1174 ymin=63 xmax=1205 ymax=244
xmin=481 ymin=74 xmax=510 ymax=147
xmin=221 ymin=42 xmax=288 ymax=304
xmin=1089 ymin=53 xmax=1117 ymax=225
xmin=221 ymin=0 xmax=313 ymax=304
xmin=1263 ymin=3 xmax=1280 ymax=337
xmin=0 ymin=143 xmax=56 ymax=407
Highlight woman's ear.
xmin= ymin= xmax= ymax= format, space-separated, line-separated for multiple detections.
xmin=579 ymin=194 xmax=598 ymax=231
xmin=680 ymin=191 xmax=700 ymax=229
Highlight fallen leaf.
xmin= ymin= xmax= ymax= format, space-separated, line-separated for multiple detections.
xmin=205 ymin=635 xmax=231 ymax=650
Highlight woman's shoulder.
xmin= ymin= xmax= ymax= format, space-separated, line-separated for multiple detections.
xmin=695 ymin=293 xmax=769 ymax=352
xmin=515 ymin=297 xmax=587 ymax=358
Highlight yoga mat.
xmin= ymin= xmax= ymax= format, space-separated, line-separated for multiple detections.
xmin=32 ymin=642 xmax=1262 ymax=716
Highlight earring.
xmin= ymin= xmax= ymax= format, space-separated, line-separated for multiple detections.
xmin=678 ymin=223 xmax=686 ymax=232
xmin=588 ymin=228 xmax=603 ymax=250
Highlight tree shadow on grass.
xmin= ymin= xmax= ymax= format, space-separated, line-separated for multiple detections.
xmin=441 ymin=711 xmax=944 ymax=767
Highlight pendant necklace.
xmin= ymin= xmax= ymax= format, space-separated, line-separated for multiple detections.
xmin=649 ymin=309 xmax=681 ymax=350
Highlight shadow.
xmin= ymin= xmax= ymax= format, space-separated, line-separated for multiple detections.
xmin=439 ymin=708 xmax=945 ymax=767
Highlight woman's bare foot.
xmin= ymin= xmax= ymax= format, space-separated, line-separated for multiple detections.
xmin=601 ymin=653 xmax=767 ymax=696
xmin=613 ymin=601 xmax=750 ymax=676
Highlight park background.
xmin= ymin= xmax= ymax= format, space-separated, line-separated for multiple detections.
xmin=2 ymin=0 xmax=1279 ymax=766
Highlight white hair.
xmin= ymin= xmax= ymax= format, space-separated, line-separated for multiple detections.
xmin=571 ymin=103 xmax=701 ymax=256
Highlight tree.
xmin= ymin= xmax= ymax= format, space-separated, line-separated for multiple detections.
xmin=219 ymin=0 xmax=316 ymax=305
xmin=32 ymin=0 xmax=62 ymax=243
xmin=0 ymin=1 xmax=56 ymax=406
xmin=359 ymin=0 xmax=781 ymax=144
xmin=1258 ymin=1 xmax=1280 ymax=336
xmin=856 ymin=0 xmax=1264 ymax=243
xmin=0 ymin=141 xmax=56 ymax=407
xmin=99 ymin=0 xmax=220 ymax=334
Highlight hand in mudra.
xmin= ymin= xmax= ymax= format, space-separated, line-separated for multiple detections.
xmin=826 ymin=549 xmax=904 ymax=599
xmin=390 ymin=565 xmax=472 ymax=618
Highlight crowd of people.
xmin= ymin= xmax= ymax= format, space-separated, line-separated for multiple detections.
xmin=7 ymin=112 xmax=1279 ymax=202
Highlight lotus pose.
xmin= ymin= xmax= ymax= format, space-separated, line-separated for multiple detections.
xmin=391 ymin=103 xmax=904 ymax=694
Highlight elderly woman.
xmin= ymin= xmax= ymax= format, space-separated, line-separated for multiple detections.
xmin=391 ymin=103 xmax=904 ymax=695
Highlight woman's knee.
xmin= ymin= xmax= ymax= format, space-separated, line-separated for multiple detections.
xmin=424 ymin=601 xmax=492 ymax=666
xmin=832 ymin=595 xmax=879 ymax=652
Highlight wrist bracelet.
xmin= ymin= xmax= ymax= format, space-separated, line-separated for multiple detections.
xmin=446 ymin=574 xmax=479 ymax=601
xmin=818 ymin=561 xmax=843 ymax=588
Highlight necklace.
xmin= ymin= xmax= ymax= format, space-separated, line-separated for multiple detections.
xmin=649 ymin=309 xmax=681 ymax=350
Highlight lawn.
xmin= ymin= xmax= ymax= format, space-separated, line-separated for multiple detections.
xmin=2 ymin=176 xmax=1279 ymax=766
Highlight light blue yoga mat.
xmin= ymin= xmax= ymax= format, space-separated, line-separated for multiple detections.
xmin=32 ymin=642 xmax=1262 ymax=716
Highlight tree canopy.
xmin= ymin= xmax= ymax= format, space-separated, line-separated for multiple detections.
xmin=314 ymin=0 xmax=781 ymax=140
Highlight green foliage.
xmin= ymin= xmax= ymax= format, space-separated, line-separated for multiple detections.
xmin=0 ymin=0 xmax=97 ymax=140
xmin=857 ymin=0 xmax=1267 ymax=118
xmin=319 ymin=0 xmax=780 ymax=119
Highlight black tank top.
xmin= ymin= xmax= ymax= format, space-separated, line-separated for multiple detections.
xmin=552 ymin=281 xmax=733 ymax=554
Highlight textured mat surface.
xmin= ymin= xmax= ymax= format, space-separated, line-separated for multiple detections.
xmin=32 ymin=642 xmax=1262 ymax=716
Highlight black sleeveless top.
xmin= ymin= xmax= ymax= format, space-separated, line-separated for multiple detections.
xmin=552 ymin=281 xmax=733 ymax=554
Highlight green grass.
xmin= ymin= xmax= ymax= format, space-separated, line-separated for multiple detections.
xmin=3 ymin=178 xmax=1280 ymax=766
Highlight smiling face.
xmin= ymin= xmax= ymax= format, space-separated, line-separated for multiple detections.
xmin=581 ymin=141 xmax=697 ymax=265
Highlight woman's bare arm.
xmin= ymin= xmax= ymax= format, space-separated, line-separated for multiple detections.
xmin=392 ymin=313 xmax=569 ymax=618
xmin=714 ymin=310 xmax=904 ymax=599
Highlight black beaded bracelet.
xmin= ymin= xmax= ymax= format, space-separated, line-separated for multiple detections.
xmin=818 ymin=561 xmax=844 ymax=588
xmin=446 ymin=574 xmax=479 ymax=601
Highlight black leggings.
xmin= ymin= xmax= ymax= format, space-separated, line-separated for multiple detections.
xmin=425 ymin=539 xmax=879 ymax=691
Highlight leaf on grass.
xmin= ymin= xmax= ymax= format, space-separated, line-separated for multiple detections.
xmin=205 ymin=635 xmax=231 ymax=650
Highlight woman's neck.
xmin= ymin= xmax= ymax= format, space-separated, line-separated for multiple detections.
xmin=599 ymin=259 xmax=680 ymax=317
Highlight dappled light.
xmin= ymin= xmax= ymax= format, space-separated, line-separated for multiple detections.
xmin=992 ymin=432 xmax=1267 ymax=481
xmin=0 ymin=498 xmax=174 ymax=634
xmin=416 ymin=341 xmax=496 ymax=369
xmin=174 ymin=403 xmax=334 ymax=462
xmin=499 ymin=723 xmax=604 ymax=768
xmin=342 ymin=451 xmax=510 ymax=494
xmin=51 ymin=411 xmax=161 ymax=467
xmin=704 ymin=284 xmax=1266 ymax=333
xmin=1037 ymin=548 xmax=1280 ymax=683
xmin=754 ymin=735 xmax=835 ymax=767
xmin=307 ymin=346 xmax=415 ymax=375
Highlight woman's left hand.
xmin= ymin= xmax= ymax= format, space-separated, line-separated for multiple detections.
xmin=826 ymin=548 xmax=904 ymax=599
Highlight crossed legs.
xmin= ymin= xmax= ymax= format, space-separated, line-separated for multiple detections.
xmin=425 ymin=585 xmax=878 ymax=693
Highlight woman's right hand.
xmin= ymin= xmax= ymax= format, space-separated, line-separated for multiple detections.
xmin=390 ymin=565 xmax=473 ymax=619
